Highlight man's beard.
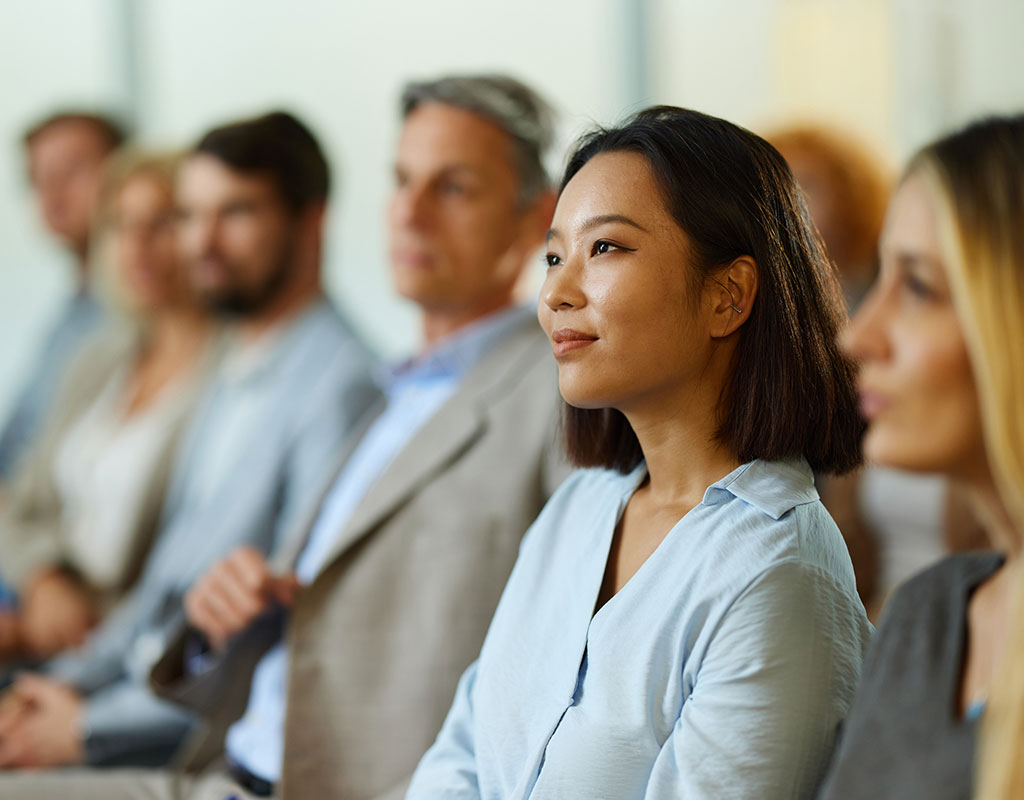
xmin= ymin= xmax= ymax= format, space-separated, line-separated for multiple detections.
xmin=202 ymin=240 xmax=296 ymax=318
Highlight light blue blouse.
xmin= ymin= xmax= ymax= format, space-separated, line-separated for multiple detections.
xmin=407 ymin=459 xmax=871 ymax=800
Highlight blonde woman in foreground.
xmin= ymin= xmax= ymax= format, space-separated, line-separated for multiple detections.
xmin=819 ymin=115 xmax=1024 ymax=799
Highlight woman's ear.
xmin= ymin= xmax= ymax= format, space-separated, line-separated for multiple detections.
xmin=710 ymin=256 xmax=758 ymax=339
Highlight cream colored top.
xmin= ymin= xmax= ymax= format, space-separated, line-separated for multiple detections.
xmin=53 ymin=365 xmax=192 ymax=591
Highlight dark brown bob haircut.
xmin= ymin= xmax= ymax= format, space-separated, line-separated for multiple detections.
xmin=194 ymin=111 xmax=329 ymax=213
xmin=560 ymin=106 xmax=864 ymax=476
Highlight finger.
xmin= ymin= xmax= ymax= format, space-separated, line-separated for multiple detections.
xmin=225 ymin=548 xmax=272 ymax=594
xmin=184 ymin=584 xmax=233 ymax=647
xmin=212 ymin=567 xmax=268 ymax=622
xmin=191 ymin=583 xmax=252 ymax=644
xmin=184 ymin=586 xmax=210 ymax=628
xmin=207 ymin=574 xmax=267 ymax=630
xmin=191 ymin=588 xmax=237 ymax=640
xmin=1 ymin=720 xmax=40 ymax=769
xmin=0 ymin=736 xmax=24 ymax=769
xmin=267 ymin=573 xmax=302 ymax=606
xmin=11 ymin=673 xmax=54 ymax=701
xmin=0 ymin=696 xmax=18 ymax=727
xmin=0 ymin=701 xmax=30 ymax=740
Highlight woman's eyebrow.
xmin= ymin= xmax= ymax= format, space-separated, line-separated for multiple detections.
xmin=547 ymin=213 xmax=649 ymax=242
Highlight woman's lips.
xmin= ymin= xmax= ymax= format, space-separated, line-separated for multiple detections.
xmin=551 ymin=328 xmax=598 ymax=357
xmin=857 ymin=389 xmax=889 ymax=420
xmin=393 ymin=250 xmax=434 ymax=269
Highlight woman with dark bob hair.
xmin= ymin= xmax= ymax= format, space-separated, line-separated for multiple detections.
xmin=407 ymin=106 xmax=871 ymax=799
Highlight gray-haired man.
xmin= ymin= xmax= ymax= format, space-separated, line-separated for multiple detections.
xmin=0 ymin=75 xmax=569 ymax=800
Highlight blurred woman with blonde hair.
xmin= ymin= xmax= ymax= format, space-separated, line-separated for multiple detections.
xmin=0 ymin=150 xmax=215 ymax=662
xmin=772 ymin=124 xmax=987 ymax=620
xmin=819 ymin=115 xmax=1024 ymax=799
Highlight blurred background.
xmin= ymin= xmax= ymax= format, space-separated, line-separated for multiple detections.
xmin=3 ymin=0 xmax=1024 ymax=418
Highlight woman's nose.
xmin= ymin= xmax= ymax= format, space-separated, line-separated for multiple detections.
xmin=541 ymin=255 xmax=585 ymax=311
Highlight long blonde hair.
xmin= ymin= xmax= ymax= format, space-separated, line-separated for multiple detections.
xmin=911 ymin=115 xmax=1024 ymax=799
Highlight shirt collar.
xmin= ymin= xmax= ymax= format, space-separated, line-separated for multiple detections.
xmin=704 ymin=458 xmax=818 ymax=520
xmin=621 ymin=457 xmax=818 ymax=521
xmin=379 ymin=305 xmax=534 ymax=391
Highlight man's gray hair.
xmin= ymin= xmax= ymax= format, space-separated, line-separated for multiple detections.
xmin=401 ymin=74 xmax=556 ymax=206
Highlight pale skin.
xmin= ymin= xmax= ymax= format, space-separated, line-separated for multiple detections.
xmin=0 ymin=173 xmax=212 ymax=767
xmin=842 ymin=173 xmax=1020 ymax=716
xmin=539 ymin=151 xmax=757 ymax=606
xmin=389 ymin=102 xmax=554 ymax=345
xmin=26 ymin=119 xmax=113 ymax=275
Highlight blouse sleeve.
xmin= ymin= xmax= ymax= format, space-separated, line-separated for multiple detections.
xmin=643 ymin=559 xmax=870 ymax=800
xmin=405 ymin=659 xmax=482 ymax=800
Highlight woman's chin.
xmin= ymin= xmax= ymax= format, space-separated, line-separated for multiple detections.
xmin=862 ymin=429 xmax=946 ymax=476
xmin=558 ymin=387 xmax=619 ymax=411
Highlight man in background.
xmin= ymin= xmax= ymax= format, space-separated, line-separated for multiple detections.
xmin=0 ymin=112 xmax=125 ymax=479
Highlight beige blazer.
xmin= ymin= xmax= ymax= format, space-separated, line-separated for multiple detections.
xmin=0 ymin=325 xmax=213 ymax=606
xmin=152 ymin=314 xmax=570 ymax=799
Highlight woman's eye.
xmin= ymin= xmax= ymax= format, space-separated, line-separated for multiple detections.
xmin=903 ymin=272 xmax=936 ymax=300
xmin=591 ymin=239 xmax=637 ymax=257
xmin=544 ymin=253 xmax=562 ymax=268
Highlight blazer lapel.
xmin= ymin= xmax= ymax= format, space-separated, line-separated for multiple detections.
xmin=310 ymin=314 xmax=547 ymax=583
xmin=310 ymin=392 xmax=485 ymax=580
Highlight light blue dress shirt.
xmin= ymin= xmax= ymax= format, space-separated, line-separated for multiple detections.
xmin=407 ymin=459 xmax=872 ymax=800
xmin=0 ymin=290 xmax=103 ymax=479
xmin=226 ymin=305 xmax=535 ymax=783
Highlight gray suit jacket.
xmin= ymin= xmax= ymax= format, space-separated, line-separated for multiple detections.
xmin=152 ymin=313 xmax=570 ymax=799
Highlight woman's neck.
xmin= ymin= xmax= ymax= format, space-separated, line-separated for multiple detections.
xmin=144 ymin=306 xmax=210 ymax=363
xmin=963 ymin=472 xmax=1020 ymax=559
xmin=623 ymin=386 xmax=741 ymax=510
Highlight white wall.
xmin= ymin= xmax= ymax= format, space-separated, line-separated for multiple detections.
xmin=3 ymin=0 xmax=1024 ymax=419
xmin=651 ymin=0 xmax=1024 ymax=163
xmin=0 ymin=0 xmax=125 ymax=420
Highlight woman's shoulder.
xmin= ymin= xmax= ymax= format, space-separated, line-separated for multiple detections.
xmin=46 ymin=323 xmax=138 ymax=417
xmin=877 ymin=551 xmax=1004 ymax=633
xmin=705 ymin=459 xmax=849 ymax=573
